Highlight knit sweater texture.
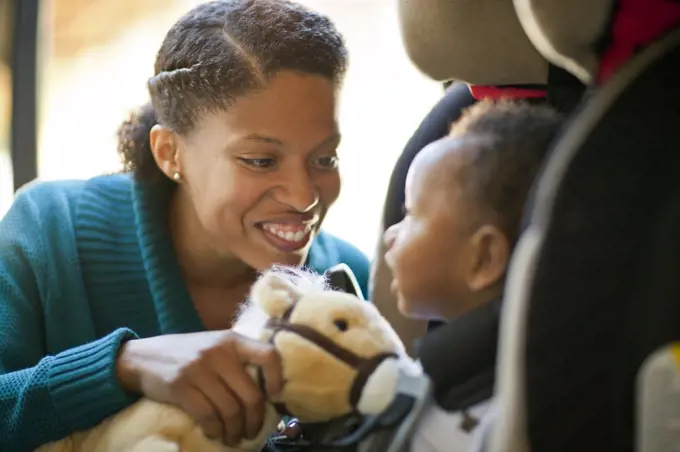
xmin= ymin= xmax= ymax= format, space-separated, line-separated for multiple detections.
xmin=0 ymin=174 xmax=369 ymax=451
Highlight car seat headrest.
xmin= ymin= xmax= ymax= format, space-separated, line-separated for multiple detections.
xmin=513 ymin=0 xmax=680 ymax=84
xmin=397 ymin=0 xmax=548 ymax=84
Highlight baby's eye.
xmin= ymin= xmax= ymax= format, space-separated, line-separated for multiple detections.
xmin=239 ymin=158 xmax=276 ymax=169
xmin=314 ymin=156 xmax=339 ymax=170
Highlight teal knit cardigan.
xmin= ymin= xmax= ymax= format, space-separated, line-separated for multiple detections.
xmin=0 ymin=174 xmax=369 ymax=451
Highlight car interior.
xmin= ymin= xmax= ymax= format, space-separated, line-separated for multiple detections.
xmin=2 ymin=0 xmax=680 ymax=451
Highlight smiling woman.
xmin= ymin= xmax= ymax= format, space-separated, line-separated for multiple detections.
xmin=147 ymin=72 xmax=343 ymax=273
xmin=0 ymin=1 xmax=370 ymax=451
xmin=143 ymin=71 xmax=345 ymax=283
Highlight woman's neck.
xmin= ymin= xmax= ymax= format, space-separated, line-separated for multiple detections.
xmin=167 ymin=189 xmax=256 ymax=289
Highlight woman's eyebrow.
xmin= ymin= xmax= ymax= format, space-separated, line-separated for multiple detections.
xmin=243 ymin=134 xmax=284 ymax=145
xmin=312 ymin=132 xmax=342 ymax=151
xmin=240 ymin=132 xmax=341 ymax=151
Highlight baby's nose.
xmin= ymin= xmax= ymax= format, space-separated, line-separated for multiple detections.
xmin=383 ymin=224 xmax=399 ymax=248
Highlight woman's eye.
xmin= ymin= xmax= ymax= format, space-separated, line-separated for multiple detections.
xmin=315 ymin=156 xmax=339 ymax=169
xmin=240 ymin=158 xmax=276 ymax=169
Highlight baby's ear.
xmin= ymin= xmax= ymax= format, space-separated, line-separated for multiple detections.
xmin=250 ymin=269 xmax=300 ymax=318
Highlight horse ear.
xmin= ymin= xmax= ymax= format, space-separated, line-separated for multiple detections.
xmin=250 ymin=269 xmax=300 ymax=318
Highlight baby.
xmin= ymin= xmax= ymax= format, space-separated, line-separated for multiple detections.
xmin=384 ymin=99 xmax=563 ymax=451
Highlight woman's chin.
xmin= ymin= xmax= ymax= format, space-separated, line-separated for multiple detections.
xmin=257 ymin=239 xmax=315 ymax=269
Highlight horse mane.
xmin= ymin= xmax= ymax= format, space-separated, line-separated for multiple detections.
xmin=231 ymin=265 xmax=330 ymax=338
xmin=266 ymin=264 xmax=331 ymax=295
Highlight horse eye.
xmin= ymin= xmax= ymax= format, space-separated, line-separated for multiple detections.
xmin=333 ymin=319 xmax=349 ymax=332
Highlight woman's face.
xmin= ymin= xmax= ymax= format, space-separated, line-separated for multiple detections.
xmin=167 ymin=71 xmax=341 ymax=270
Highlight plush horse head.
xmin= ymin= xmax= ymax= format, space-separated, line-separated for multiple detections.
xmin=234 ymin=265 xmax=413 ymax=423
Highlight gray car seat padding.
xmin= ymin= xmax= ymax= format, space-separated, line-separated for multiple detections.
xmin=397 ymin=0 xmax=548 ymax=84
xmin=492 ymin=27 xmax=680 ymax=452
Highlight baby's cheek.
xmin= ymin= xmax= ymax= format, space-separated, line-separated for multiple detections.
xmin=391 ymin=259 xmax=417 ymax=302
xmin=393 ymin=235 xmax=419 ymax=272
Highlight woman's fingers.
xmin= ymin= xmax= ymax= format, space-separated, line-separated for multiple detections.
xmin=231 ymin=333 xmax=284 ymax=398
xmin=174 ymin=367 xmax=246 ymax=447
xmin=217 ymin=370 xmax=265 ymax=440
xmin=129 ymin=331 xmax=286 ymax=447
xmin=218 ymin=390 xmax=246 ymax=448
xmin=199 ymin=380 xmax=245 ymax=447
xmin=174 ymin=384 xmax=225 ymax=441
xmin=219 ymin=333 xmax=281 ymax=439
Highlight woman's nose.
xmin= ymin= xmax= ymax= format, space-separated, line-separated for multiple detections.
xmin=277 ymin=169 xmax=320 ymax=213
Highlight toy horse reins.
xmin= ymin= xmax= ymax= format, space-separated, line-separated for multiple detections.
xmin=258 ymin=301 xmax=398 ymax=417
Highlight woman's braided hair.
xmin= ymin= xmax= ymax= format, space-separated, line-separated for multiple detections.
xmin=117 ymin=0 xmax=348 ymax=183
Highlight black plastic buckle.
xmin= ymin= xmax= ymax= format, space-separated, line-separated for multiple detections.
xmin=269 ymin=394 xmax=415 ymax=451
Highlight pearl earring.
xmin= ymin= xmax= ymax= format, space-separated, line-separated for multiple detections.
xmin=172 ymin=172 xmax=182 ymax=182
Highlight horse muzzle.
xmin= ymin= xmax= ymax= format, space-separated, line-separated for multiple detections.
xmin=261 ymin=314 xmax=400 ymax=418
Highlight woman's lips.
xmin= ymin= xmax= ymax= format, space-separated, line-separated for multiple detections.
xmin=259 ymin=221 xmax=315 ymax=253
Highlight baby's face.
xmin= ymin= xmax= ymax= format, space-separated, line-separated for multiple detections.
xmin=384 ymin=137 xmax=479 ymax=320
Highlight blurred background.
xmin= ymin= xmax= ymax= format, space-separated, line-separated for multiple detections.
xmin=0 ymin=0 xmax=441 ymax=257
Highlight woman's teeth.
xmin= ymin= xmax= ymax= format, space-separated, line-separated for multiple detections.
xmin=262 ymin=224 xmax=312 ymax=242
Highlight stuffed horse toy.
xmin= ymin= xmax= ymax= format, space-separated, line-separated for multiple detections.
xmin=37 ymin=266 xmax=417 ymax=452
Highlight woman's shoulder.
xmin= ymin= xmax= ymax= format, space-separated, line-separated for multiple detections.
xmin=3 ymin=174 xmax=134 ymax=246
xmin=309 ymin=231 xmax=371 ymax=297
xmin=11 ymin=173 xmax=132 ymax=217
xmin=13 ymin=178 xmax=84 ymax=208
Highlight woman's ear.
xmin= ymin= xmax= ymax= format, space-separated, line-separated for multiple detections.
xmin=466 ymin=224 xmax=510 ymax=292
xmin=149 ymin=124 xmax=181 ymax=180
xmin=250 ymin=270 xmax=301 ymax=318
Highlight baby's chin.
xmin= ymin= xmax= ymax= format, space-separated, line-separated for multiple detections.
xmin=391 ymin=279 xmax=438 ymax=320
xmin=396 ymin=292 xmax=448 ymax=321
xmin=396 ymin=293 xmax=422 ymax=320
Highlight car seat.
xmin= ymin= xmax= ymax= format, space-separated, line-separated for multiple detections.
xmin=488 ymin=1 xmax=680 ymax=451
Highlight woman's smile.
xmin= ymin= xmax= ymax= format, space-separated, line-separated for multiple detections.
xmin=257 ymin=214 xmax=319 ymax=253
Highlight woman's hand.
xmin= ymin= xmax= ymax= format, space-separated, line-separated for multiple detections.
xmin=115 ymin=330 xmax=283 ymax=447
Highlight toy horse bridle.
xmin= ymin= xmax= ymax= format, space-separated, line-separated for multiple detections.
xmin=254 ymin=288 xmax=432 ymax=451
xmin=259 ymin=301 xmax=398 ymax=417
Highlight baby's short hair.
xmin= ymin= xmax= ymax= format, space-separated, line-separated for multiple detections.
xmin=449 ymin=99 xmax=563 ymax=244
